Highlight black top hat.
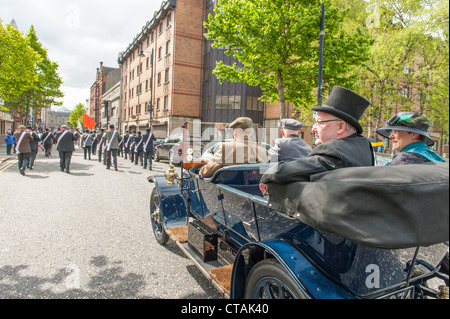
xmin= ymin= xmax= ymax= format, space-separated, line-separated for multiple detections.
xmin=376 ymin=112 xmax=435 ymax=146
xmin=311 ymin=86 xmax=370 ymax=134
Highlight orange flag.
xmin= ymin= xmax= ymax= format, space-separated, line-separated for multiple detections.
xmin=83 ymin=113 xmax=96 ymax=130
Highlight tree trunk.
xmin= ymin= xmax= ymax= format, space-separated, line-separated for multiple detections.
xmin=277 ymin=70 xmax=286 ymax=120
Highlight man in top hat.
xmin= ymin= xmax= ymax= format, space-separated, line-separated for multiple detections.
xmin=376 ymin=112 xmax=444 ymax=165
xmin=199 ymin=117 xmax=269 ymax=178
xmin=14 ymin=125 xmax=34 ymax=175
xmin=260 ymin=86 xmax=375 ymax=194
xmin=269 ymin=119 xmax=312 ymax=162
xmin=55 ymin=124 xmax=78 ymax=173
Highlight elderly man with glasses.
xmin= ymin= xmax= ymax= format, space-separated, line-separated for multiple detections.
xmin=260 ymin=86 xmax=375 ymax=195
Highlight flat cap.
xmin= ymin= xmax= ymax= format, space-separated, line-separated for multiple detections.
xmin=19 ymin=125 xmax=27 ymax=130
xmin=281 ymin=119 xmax=304 ymax=131
xmin=229 ymin=117 xmax=254 ymax=129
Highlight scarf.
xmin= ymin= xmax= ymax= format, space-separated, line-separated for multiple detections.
xmin=400 ymin=141 xmax=445 ymax=163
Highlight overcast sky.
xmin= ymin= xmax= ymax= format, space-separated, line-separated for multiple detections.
xmin=1 ymin=0 xmax=162 ymax=110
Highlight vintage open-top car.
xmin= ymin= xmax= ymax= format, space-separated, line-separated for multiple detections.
xmin=148 ymin=122 xmax=449 ymax=299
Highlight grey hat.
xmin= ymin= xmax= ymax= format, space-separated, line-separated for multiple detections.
xmin=376 ymin=112 xmax=435 ymax=146
xmin=229 ymin=117 xmax=254 ymax=129
xmin=281 ymin=119 xmax=304 ymax=131
xmin=311 ymin=86 xmax=370 ymax=134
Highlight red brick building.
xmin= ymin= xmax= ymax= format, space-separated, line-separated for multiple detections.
xmin=89 ymin=62 xmax=120 ymax=127
xmin=118 ymin=0 xmax=205 ymax=138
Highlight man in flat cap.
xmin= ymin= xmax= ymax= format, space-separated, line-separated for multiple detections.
xmin=269 ymin=119 xmax=312 ymax=162
xmin=260 ymin=86 xmax=375 ymax=195
xmin=199 ymin=117 xmax=269 ymax=178
xmin=14 ymin=125 xmax=34 ymax=175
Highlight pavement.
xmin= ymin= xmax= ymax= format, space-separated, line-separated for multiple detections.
xmin=0 ymin=144 xmax=16 ymax=163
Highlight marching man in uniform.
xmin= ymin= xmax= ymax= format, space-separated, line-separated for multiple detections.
xmin=14 ymin=125 xmax=34 ymax=176
xmin=104 ymin=124 xmax=122 ymax=171
xmin=142 ymin=128 xmax=157 ymax=170
xmin=54 ymin=125 xmax=78 ymax=174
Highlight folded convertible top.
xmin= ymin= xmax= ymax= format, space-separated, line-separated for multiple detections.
xmin=267 ymin=162 xmax=449 ymax=249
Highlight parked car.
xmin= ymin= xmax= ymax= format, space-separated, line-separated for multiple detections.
xmin=148 ymin=146 xmax=449 ymax=299
xmin=154 ymin=134 xmax=206 ymax=165
xmin=152 ymin=138 xmax=165 ymax=158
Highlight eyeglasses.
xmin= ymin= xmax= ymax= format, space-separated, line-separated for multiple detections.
xmin=313 ymin=119 xmax=342 ymax=127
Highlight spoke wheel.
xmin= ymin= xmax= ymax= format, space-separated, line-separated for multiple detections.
xmin=150 ymin=188 xmax=169 ymax=245
xmin=245 ymin=259 xmax=307 ymax=299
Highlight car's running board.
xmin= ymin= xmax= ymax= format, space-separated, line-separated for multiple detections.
xmin=170 ymin=235 xmax=232 ymax=299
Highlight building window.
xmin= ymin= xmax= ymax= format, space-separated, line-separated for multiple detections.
xmin=165 ymin=68 xmax=170 ymax=83
xmin=158 ymin=47 xmax=162 ymax=60
xmin=157 ymin=72 xmax=161 ymax=85
xmin=159 ymin=23 xmax=163 ymax=34
xmin=167 ymin=13 xmax=172 ymax=28
xmin=216 ymin=95 xmax=241 ymax=110
xmin=166 ymin=40 xmax=171 ymax=56
xmin=157 ymin=98 xmax=161 ymax=111
xmin=164 ymin=95 xmax=169 ymax=110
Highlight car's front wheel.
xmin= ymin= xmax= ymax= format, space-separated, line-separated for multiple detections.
xmin=244 ymin=259 xmax=308 ymax=299
xmin=154 ymin=150 xmax=160 ymax=162
xmin=150 ymin=188 xmax=169 ymax=245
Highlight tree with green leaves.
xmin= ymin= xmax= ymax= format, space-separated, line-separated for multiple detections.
xmin=0 ymin=21 xmax=40 ymax=109
xmin=204 ymin=0 xmax=372 ymax=120
xmin=4 ymin=25 xmax=64 ymax=125
xmin=67 ymin=103 xmax=87 ymax=129
xmin=348 ymin=0 xmax=449 ymax=145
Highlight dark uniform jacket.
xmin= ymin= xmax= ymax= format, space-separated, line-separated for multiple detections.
xmin=142 ymin=133 xmax=157 ymax=153
xmin=29 ymin=132 xmax=41 ymax=151
xmin=104 ymin=129 xmax=122 ymax=150
xmin=55 ymin=130 xmax=77 ymax=152
xmin=81 ymin=133 xmax=93 ymax=147
xmin=269 ymin=135 xmax=312 ymax=162
xmin=42 ymin=132 xmax=54 ymax=145
xmin=134 ymin=135 xmax=144 ymax=152
xmin=261 ymin=134 xmax=374 ymax=184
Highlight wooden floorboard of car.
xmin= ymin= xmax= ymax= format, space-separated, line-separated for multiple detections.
xmin=210 ymin=265 xmax=233 ymax=297
xmin=168 ymin=226 xmax=188 ymax=243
